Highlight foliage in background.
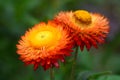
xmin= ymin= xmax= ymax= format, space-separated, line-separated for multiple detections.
xmin=0 ymin=0 xmax=120 ymax=80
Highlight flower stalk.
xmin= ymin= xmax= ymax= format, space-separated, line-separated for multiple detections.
xmin=70 ymin=46 xmax=79 ymax=80
xmin=50 ymin=67 xmax=55 ymax=80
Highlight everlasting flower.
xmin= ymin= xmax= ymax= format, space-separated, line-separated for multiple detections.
xmin=16 ymin=21 xmax=73 ymax=70
xmin=54 ymin=10 xmax=109 ymax=51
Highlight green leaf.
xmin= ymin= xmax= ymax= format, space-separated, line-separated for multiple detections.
xmin=88 ymin=71 xmax=112 ymax=80
xmin=97 ymin=75 xmax=120 ymax=80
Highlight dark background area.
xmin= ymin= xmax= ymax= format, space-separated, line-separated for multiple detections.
xmin=0 ymin=0 xmax=120 ymax=80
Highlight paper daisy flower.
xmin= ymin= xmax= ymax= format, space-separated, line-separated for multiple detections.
xmin=16 ymin=21 xmax=73 ymax=70
xmin=54 ymin=10 xmax=109 ymax=51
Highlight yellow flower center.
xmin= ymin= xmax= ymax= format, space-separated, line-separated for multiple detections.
xmin=73 ymin=10 xmax=92 ymax=25
xmin=29 ymin=25 xmax=61 ymax=49
xmin=34 ymin=31 xmax=53 ymax=47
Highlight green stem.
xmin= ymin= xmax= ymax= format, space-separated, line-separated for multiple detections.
xmin=50 ymin=67 xmax=54 ymax=80
xmin=70 ymin=46 xmax=79 ymax=80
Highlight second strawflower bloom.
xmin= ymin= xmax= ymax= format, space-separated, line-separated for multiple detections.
xmin=54 ymin=10 xmax=110 ymax=51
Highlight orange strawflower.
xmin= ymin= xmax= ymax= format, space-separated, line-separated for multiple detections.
xmin=16 ymin=21 xmax=73 ymax=70
xmin=54 ymin=10 xmax=109 ymax=51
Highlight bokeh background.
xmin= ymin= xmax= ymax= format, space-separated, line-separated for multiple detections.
xmin=0 ymin=0 xmax=120 ymax=80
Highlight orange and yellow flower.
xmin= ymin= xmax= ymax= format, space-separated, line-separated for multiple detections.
xmin=16 ymin=21 xmax=73 ymax=70
xmin=54 ymin=10 xmax=109 ymax=51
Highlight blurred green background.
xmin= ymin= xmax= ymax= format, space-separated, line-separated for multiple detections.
xmin=0 ymin=0 xmax=120 ymax=80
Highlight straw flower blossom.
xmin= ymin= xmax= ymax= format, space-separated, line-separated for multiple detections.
xmin=54 ymin=10 xmax=109 ymax=51
xmin=16 ymin=21 xmax=73 ymax=70
xmin=16 ymin=9 xmax=110 ymax=72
